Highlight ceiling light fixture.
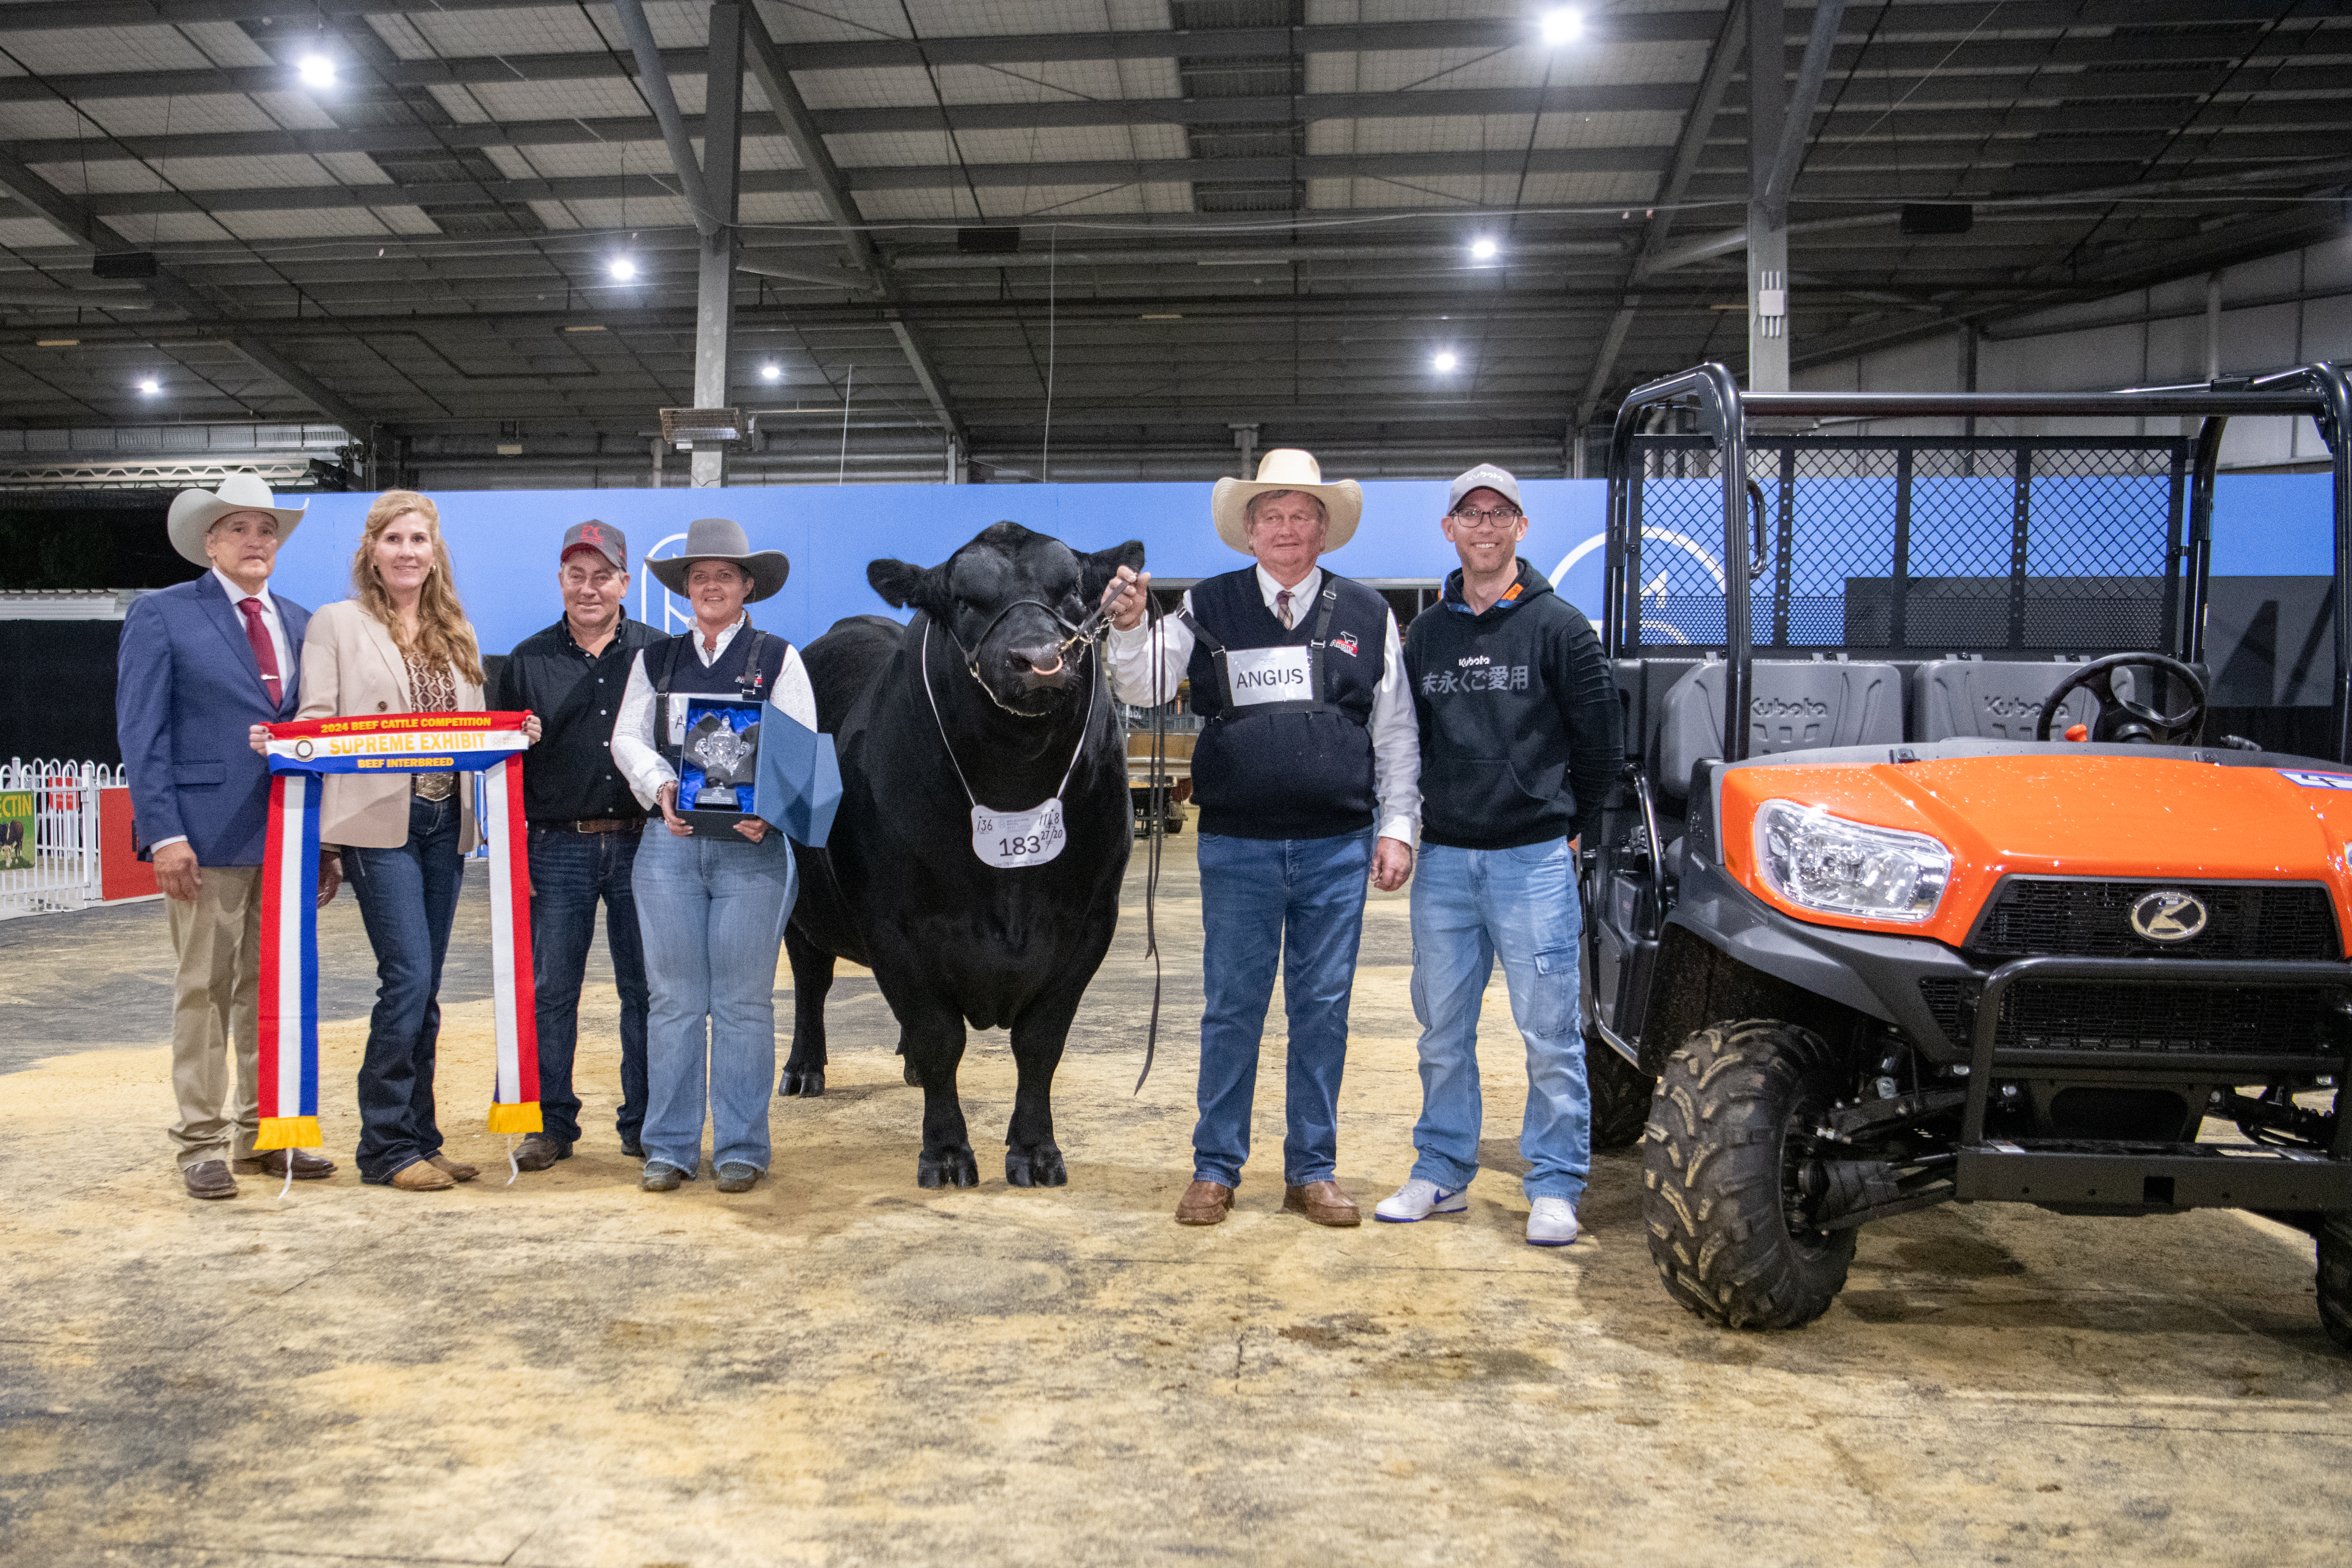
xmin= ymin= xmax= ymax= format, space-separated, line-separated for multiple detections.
xmin=35 ymin=338 xmax=77 ymax=347
xmin=1540 ymin=8 xmax=1584 ymax=45
xmin=296 ymin=55 xmax=336 ymax=89
xmin=608 ymin=256 xmax=638 ymax=282
xmin=759 ymin=363 xmax=782 ymax=382
xmin=1469 ymin=237 xmax=1499 ymax=260
xmin=1432 ymin=351 xmax=1459 ymax=373
xmin=137 ymin=377 xmax=161 ymax=395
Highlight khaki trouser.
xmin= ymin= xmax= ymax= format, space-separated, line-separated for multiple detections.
xmin=166 ymin=864 xmax=264 ymax=1168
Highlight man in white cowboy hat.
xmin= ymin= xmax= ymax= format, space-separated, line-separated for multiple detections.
xmin=116 ymin=473 xmax=340 ymax=1200
xmin=1102 ymin=448 xmax=1420 ymax=1229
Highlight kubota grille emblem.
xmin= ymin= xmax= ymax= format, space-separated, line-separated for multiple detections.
xmin=2129 ymin=889 xmax=2208 ymax=943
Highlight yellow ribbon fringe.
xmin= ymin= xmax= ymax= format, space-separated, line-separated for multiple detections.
xmin=486 ymin=1102 xmax=543 ymax=1135
xmin=253 ymin=1115 xmax=321 ymax=1152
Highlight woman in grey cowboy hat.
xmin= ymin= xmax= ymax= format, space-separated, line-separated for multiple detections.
xmin=608 ymin=517 xmax=813 ymax=1195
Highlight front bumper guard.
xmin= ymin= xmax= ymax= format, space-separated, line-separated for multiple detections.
xmin=1955 ymin=957 xmax=2352 ymax=1210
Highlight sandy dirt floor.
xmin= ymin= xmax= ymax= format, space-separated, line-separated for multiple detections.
xmin=4 ymin=832 xmax=2352 ymax=1566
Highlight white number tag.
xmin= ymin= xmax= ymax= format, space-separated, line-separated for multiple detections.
xmin=1225 ymin=644 xmax=1313 ymax=707
xmin=973 ymin=798 xmax=1067 ymax=869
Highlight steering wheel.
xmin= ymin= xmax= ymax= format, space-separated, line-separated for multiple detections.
xmin=2034 ymin=652 xmax=2207 ymax=745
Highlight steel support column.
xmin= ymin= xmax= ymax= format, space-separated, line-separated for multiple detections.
xmin=692 ymin=3 xmax=744 ymax=488
xmin=1747 ymin=0 xmax=1789 ymax=393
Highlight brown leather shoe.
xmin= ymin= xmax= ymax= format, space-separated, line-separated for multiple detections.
xmin=1283 ymin=1180 xmax=1362 ymax=1227
xmin=390 ymin=1159 xmax=456 ymax=1192
xmin=183 ymin=1160 xmax=237 ymax=1200
xmin=426 ymin=1153 xmax=479 ymax=1183
xmin=511 ymin=1134 xmax=571 ymax=1172
xmin=1175 ymin=1179 xmax=1235 ymax=1226
xmin=233 ymin=1150 xmax=336 ymax=1180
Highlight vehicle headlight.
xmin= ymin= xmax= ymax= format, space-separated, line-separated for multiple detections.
xmin=1752 ymin=801 xmax=1951 ymax=923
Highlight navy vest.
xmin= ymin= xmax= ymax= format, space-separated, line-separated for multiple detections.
xmin=1185 ymin=567 xmax=1386 ymax=840
xmin=653 ymin=617 xmax=791 ymax=765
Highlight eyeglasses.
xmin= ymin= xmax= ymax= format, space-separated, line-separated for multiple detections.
xmin=1449 ymin=507 xmax=1524 ymax=530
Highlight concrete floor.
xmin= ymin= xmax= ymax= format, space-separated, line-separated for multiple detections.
xmin=4 ymin=833 xmax=2351 ymax=1566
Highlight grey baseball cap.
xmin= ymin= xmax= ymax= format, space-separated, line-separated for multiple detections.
xmin=560 ymin=519 xmax=628 ymax=570
xmin=1448 ymin=462 xmax=1523 ymax=512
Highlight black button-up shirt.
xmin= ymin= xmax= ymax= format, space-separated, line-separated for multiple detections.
xmin=491 ymin=615 xmax=667 ymax=822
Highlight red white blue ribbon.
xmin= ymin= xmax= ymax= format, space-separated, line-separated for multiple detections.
xmin=255 ymin=711 xmax=539 ymax=1151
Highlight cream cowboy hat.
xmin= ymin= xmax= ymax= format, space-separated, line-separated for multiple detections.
xmin=166 ymin=473 xmax=307 ymax=565
xmin=1210 ymin=448 xmax=1363 ymax=554
xmin=647 ymin=516 xmax=790 ymax=602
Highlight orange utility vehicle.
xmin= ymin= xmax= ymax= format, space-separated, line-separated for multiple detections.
xmin=1583 ymin=361 xmax=2352 ymax=1339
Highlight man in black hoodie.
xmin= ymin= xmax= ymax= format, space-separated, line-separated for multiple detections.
xmin=1375 ymin=463 xmax=1623 ymax=1246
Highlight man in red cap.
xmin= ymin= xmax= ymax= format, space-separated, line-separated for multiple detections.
xmin=488 ymin=521 xmax=666 ymax=1169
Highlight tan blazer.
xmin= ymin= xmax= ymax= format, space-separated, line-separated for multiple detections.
xmin=296 ymin=600 xmax=485 ymax=851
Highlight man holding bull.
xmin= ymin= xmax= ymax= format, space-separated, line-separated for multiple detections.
xmin=1104 ymin=449 xmax=1419 ymax=1229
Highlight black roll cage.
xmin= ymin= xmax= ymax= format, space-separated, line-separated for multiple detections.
xmin=1604 ymin=362 xmax=2352 ymax=764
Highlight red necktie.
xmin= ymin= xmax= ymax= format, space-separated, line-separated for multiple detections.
xmin=238 ymin=597 xmax=283 ymax=703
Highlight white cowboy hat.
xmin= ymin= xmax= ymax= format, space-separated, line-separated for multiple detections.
xmin=1210 ymin=448 xmax=1363 ymax=554
xmin=166 ymin=472 xmax=307 ymax=565
xmin=647 ymin=516 xmax=790 ymax=602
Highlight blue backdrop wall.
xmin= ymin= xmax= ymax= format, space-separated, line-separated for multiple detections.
xmin=264 ymin=474 xmax=2331 ymax=659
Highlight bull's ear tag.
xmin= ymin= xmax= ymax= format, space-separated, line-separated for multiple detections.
xmin=974 ymin=798 xmax=1066 ymax=868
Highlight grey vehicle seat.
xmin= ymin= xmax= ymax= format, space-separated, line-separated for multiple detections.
xmin=1908 ymin=659 xmax=2108 ymax=742
xmin=1654 ymin=658 xmax=1905 ymax=800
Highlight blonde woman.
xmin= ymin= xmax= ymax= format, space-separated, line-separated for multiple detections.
xmin=273 ymin=492 xmax=539 ymax=1191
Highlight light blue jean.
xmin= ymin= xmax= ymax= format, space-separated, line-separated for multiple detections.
xmin=1407 ymin=838 xmax=1590 ymax=1205
xmin=631 ymin=823 xmax=798 ymax=1175
xmin=1194 ymin=829 xmax=1376 ymax=1189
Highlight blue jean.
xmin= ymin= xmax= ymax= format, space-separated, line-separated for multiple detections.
xmin=528 ymin=823 xmax=651 ymax=1147
xmin=342 ymin=794 xmax=465 ymax=1184
xmin=1193 ymin=829 xmax=1375 ymax=1188
xmin=631 ymin=823 xmax=797 ymax=1174
xmin=1407 ymin=838 xmax=1590 ymax=1205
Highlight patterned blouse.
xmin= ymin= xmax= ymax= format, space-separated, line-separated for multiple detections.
xmin=405 ymin=651 xmax=459 ymax=801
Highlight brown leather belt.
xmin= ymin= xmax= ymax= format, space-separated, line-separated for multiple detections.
xmin=550 ymin=817 xmax=645 ymax=834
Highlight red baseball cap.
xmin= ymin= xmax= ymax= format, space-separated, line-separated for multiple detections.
xmin=560 ymin=520 xmax=627 ymax=570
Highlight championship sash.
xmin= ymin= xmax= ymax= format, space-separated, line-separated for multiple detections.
xmin=256 ymin=711 xmax=538 ymax=1152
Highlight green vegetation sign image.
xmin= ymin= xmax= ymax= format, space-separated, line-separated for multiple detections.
xmin=0 ymin=791 xmax=31 ymax=870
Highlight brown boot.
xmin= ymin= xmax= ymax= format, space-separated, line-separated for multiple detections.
xmin=233 ymin=1150 xmax=337 ymax=1180
xmin=182 ymin=1160 xmax=237 ymax=1200
xmin=390 ymin=1159 xmax=456 ymax=1192
xmin=1283 ymin=1180 xmax=1361 ymax=1227
xmin=1175 ymin=1180 xmax=1235 ymax=1226
xmin=426 ymin=1153 xmax=479 ymax=1183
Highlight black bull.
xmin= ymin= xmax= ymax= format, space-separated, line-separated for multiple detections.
xmin=780 ymin=522 xmax=1146 ymax=1188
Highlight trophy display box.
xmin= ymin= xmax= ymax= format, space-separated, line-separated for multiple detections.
xmin=672 ymin=695 xmax=764 ymax=830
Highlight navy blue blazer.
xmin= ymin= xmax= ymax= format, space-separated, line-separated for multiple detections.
xmin=115 ymin=574 xmax=312 ymax=866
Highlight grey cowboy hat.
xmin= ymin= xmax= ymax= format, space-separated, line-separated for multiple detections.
xmin=165 ymin=472 xmax=307 ymax=566
xmin=647 ymin=516 xmax=790 ymax=602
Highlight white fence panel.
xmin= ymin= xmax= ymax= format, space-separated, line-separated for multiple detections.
xmin=0 ymin=758 xmax=113 ymax=919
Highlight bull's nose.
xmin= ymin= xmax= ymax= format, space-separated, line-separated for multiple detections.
xmin=1008 ymin=643 xmax=1072 ymax=688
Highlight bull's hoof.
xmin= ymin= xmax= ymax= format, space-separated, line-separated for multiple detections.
xmin=902 ymin=1060 xmax=922 ymax=1087
xmin=1005 ymin=1144 xmax=1067 ymax=1188
xmin=918 ymin=1146 xmax=980 ymax=1189
xmin=777 ymin=1066 xmax=825 ymax=1097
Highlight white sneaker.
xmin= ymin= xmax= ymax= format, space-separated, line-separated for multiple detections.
xmin=1374 ymin=1177 xmax=1468 ymax=1223
xmin=1526 ymin=1196 xmax=1580 ymax=1247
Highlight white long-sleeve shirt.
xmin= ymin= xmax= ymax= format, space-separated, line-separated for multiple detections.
xmin=610 ymin=613 xmax=820 ymax=810
xmin=1107 ymin=564 xmax=1420 ymax=845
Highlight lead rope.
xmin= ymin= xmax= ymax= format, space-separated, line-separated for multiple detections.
xmin=1136 ymin=590 xmax=1165 ymax=1093
xmin=506 ymin=1135 xmax=520 ymax=1186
